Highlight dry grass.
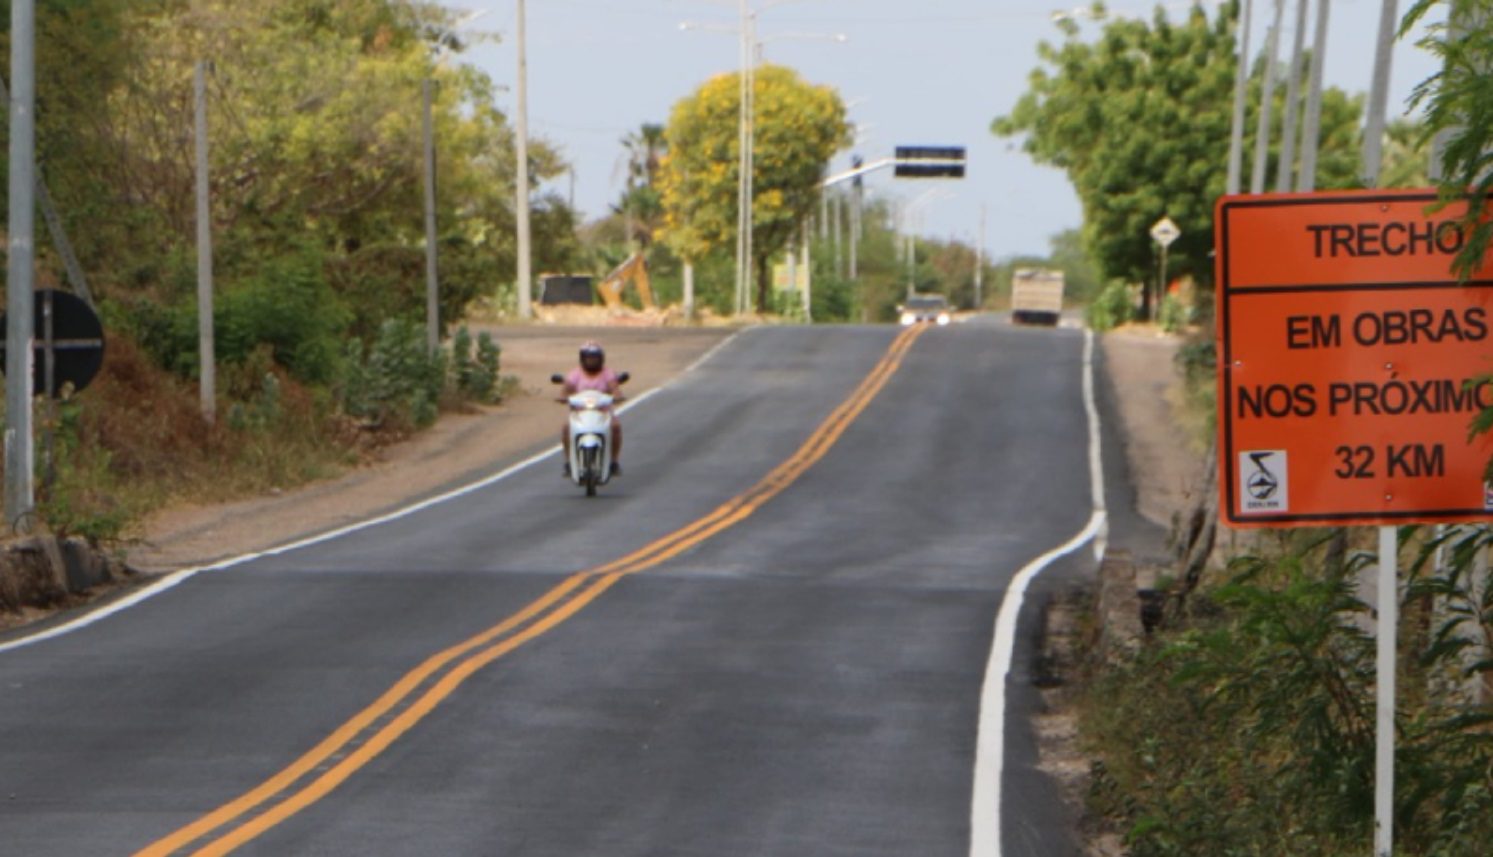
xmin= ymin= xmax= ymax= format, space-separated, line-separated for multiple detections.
xmin=5 ymin=336 xmax=361 ymax=543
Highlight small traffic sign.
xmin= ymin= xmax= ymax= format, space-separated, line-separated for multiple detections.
xmin=1150 ymin=216 xmax=1181 ymax=248
xmin=0 ymin=289 xmax=105 ymax=397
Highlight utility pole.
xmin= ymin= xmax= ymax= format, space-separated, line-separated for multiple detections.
xmin=801 ymin=218 xmax=812 ymax=323
xmin=194 ymin=60 xmax=216 ymax=425
xmin=1275 ymin=0 xmax=1309 ymax=192
xmin=1362 ymin=0 xmax=1399 ymax=187
xmin=849 ymin=179 xmax=860 ymax=281
xmin=514 ymin=0 xmax=533 ymax=320
xmin=1296 ymin=0 xmax=1330 ymax=191
xmin=1226 ymin=0 xmax=1253 ymax=195
xmin=833 ymin=192 xmax=844 ymax=278
xmin=974 ymin=204 xmax=986 ymax=309
xmin=735 ymin=0 xmax=749 ymax=315
xmin=422 ymin=79 xmax=439 ymax=354
xmin=743 ymin=10 xmax=757 ymax=314
xmin=5 ymin=0 xmax=35 ymax=529
xmin=1251 ymin=0 xmax=1285 ymax=194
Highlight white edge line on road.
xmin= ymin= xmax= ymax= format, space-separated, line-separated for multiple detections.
xmin=969 ymin=328 xmax=1108 ymax=857
xmin=0 ymin=328 xmax=752 ymax=655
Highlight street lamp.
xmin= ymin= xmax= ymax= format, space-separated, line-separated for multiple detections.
xmin=754 ymin=31 xmax=847 ymax=61
xmin=680 ymin=10 xmax=847 ymax=315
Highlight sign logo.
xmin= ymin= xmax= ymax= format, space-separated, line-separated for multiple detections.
xmin=1240 ymin=450 xmax=1289 ymax=513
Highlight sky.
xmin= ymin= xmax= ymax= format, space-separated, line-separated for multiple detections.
xmin=458 ymin=0 xmax=1444 ymax=262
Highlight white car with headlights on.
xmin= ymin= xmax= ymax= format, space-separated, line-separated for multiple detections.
xmin=898 ymin=294 xmax=951 ymax=326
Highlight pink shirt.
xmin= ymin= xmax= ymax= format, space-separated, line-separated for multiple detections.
xmin=565 ymin=367 xmax=621 ymax=394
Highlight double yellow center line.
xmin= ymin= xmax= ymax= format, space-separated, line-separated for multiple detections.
xmin=138 ymin=323 xmax=927 ymax=856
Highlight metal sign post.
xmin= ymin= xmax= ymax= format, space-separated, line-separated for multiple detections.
xmin=0 ymin=289 xmax=106 ymax=500
xmin=1375 ymin=524 xmax=1397 ymax=856
xmin=1214 ymin=188 xmax=1493 ymax=857
xmin=1150 ymin=216 xmax=1181 ymax=318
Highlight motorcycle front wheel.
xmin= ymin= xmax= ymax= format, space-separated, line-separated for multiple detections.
xmin=582 ymin=447 xmax=599 ymax=496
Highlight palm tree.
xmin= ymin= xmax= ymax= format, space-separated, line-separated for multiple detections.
xmin=617 ymin=123 xmax=667 ymax=247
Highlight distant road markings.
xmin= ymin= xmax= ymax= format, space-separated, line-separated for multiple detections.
xmin=136 ymin=324 xmax=927 ymax=857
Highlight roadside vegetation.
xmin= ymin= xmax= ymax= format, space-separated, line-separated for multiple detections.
xmin=5 ymin=0 xmax=928 ymax=546
xmin=996 ymin=2 xmax=1493 ymax=852
xmin=0 ymin=1 xmax=555 ymax=542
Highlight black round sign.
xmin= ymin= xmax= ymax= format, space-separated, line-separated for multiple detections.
xmin=0 ymin=289 xmax=106 ymax=397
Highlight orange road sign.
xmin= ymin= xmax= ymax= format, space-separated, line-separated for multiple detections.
xmin=1216 ymin=189 xmax=1493 ymax=527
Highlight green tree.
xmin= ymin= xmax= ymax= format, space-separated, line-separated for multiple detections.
xmin=1404 ymin=0 xmax=1493 ymax=276
xmin=4 ymin=0 xmax=577 ymax=341
xmin=994 ymin=2 xmax=1362 ymax=318
xmin=659 ymin=65 xmax=848 ymax=311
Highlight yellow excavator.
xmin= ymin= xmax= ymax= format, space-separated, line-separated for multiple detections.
xmin=595 ymin=252 xmax=656 ymax=311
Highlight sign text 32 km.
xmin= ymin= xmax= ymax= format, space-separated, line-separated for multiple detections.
xmin=1216 ymin=190 xmax=1493 ymax=527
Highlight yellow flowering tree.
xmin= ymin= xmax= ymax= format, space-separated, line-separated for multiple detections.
xmin=659 ymin=65 xmax=848 ymax=311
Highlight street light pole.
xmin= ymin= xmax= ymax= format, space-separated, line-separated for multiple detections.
xmin=514 ymin=0 xmax=533 ymax=320
xmin=422 ymin=78 xmax=439 ymax=354
xmin=1275 ymin=0 xmax=1309 ymax=192
xmin=1361 ymin=0 xmax=1399 ymax=187
xmin=1250 ymin=0 xmax=1285 ymax=194
xmin=1296 ymin=0 xmax=1330 ymax=191
xmin=1226 ymin=0 xmax=1253 ymax=195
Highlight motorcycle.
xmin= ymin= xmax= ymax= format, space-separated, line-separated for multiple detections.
xmin=551 ymin=371 xmax=629 ymax=496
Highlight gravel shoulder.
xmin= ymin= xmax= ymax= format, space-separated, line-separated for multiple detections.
xmin=1099 ymin=324 xmax=1209 ymax=533
xmin=129 ymin=326 xmax=734 ymax=572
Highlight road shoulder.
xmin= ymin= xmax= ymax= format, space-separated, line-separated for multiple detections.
xmin=129 ymin=327 xmax=734 ymax=572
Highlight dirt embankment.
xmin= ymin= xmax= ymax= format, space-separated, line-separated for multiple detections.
xmin=1038 ymin=323 xmax=1206 ymax=856
xmin=1100 ymin=324 xmax=1209 ymax=531
xmin=129 ymin=326 xmax=733 ymax=572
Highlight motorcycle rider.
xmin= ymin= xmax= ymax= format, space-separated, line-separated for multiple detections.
xmin=559 ymin=340 xmax=624 ymax=476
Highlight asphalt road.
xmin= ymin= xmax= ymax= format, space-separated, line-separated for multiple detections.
xmin=0 ymin=320 xmax=1142 ymax=856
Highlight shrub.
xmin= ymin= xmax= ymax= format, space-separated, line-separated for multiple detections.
xmin=112 ymin=244 xmax=349 ymax=386
xmin=1087 ymin=280 xmax=1134 ymax=332
xmin=1086 ymin=531 xmax=1493 ymax=856
xmin=341 ymin=318 xmax=447 ymax=429
xmin=1157 ymin=294 xmax=1188 ymax=333
xmin=450 ymin=326 xmax=502 ymax=403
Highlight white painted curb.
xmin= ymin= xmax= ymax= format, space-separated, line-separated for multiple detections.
xmin=969 ymin=328 xmax=1107 ymax=857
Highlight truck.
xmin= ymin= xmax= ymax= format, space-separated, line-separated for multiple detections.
xmin=1010 ymin=268 xmax=1064 ymax=326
